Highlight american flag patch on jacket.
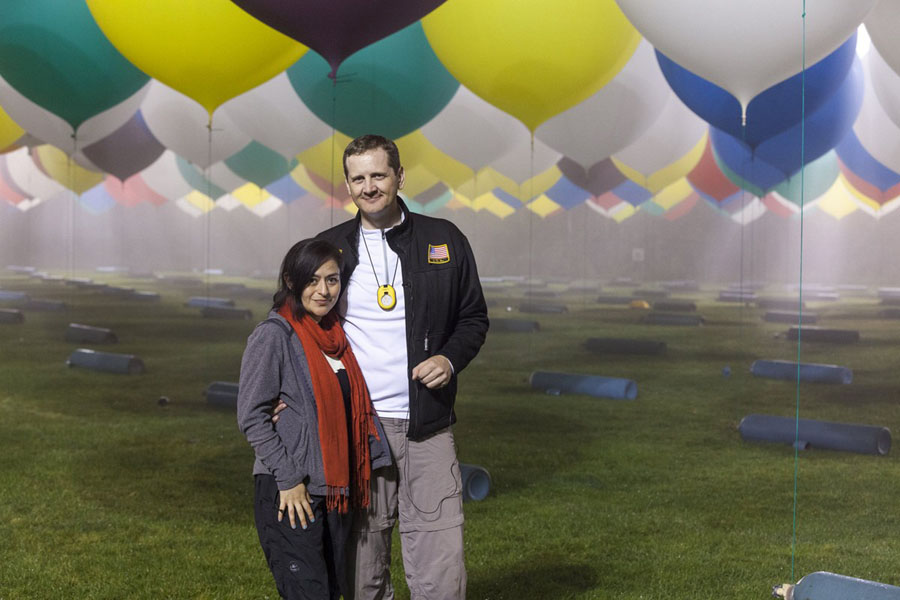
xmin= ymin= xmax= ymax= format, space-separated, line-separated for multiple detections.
xmin=427 ymin=244 xmax=450 ymax=264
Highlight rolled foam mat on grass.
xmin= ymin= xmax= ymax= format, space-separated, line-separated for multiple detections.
xmin=490 ymin=318 xmax=540 ymax=332
xmin=877 ymin=287 xmax=900 ymax=299
xmin=23 ymin=299 xmax=66 ymax=311
xmin=652 ymin=300 xmax=696 ymax=312
xmin=804 ymin=291 xmax=839 ymax=301
xmin=65 ymin=324 xmax=118 ymax=344
xmin=459 ymin=463 xmax=492 ymax=502
xmin=660 ymin=280 xmax=699 ymax=291
xmin=718 ymin=290 xmax=757 ymax=302
xmin=756 ymin=297 xmax=805 ymax=310
xmin=584 ymin=337 xmax=667 ymax=355
xmin=786 ymin=326 xmax=859 ymax=343
xmin=782 ymin=571 xmax=900 ymax=599
xmin=738 ymin=414 xmax=890 ymax=455
xmin=0 ymin=290 xmax=29 ymax=304
xmin=185 ymin=296 xmax=235 ymax=308
xmin=763 ymin=311 xmax=817 ymax=324
xmin=518 ymin=302 xmax=567 ymax=314
xmin=879 ymin=296 xmax=900 ymax=306
xmin=66 ymin=349 xmax=145 ymax=374
xmin=523 ymin=289 xmax=558 ymax=298
xmin=201 ymin=306 xmax=253 ymax=320
xmin=642 ymin=312 xmax=704 ymax=326
xmin=99 ymin=285 xmax=136 ymax=296
xmin=878 ymin=308 xmax=900 ymax=319
xmin=750 ymin=359 xmax=852 ymax=384
xmin=0 ymin=308 xmax=24 ymax=324
xmin=529 ymin=371 xmax=637 ymax=400
xmin=129 ymin=291 xmax=161 ymax=302
xmin=205 ymin=381 xmax=239 ymax=408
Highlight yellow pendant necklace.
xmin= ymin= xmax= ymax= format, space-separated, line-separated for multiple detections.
xmin=361 ymin=226 xmax=400 ymax=311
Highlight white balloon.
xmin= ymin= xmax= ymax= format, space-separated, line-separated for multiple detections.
xmin=141 ymin=81 xmax=250 ymax=168
xmin=535 ymin=40 xmax=670 ymax=169
xmin=140 ymin=150 xmax=194 ymax=201
xmin=866 ymin=0 xmax=900 ymax=77
xmin=611 ymin=93 xmax=707 ymax=190
xmin=421 ymin=86 xmax=523 ymax=171
xmin=4 ymin=147 xmax=66 ymax=201
xmin=222 ymin=73 xmax=332 ymax=160
xmin=867 ymin=40 xmax=900 ymax=131
xmin=490 ymin=134 xmax=561 ymax=184
xmin=0 ymin=76 xmax=149 ymax=152
xmin=853 ymin=50 xmax=900 ymax=174
xmin=614 ymin=0 xmax=877 ymax=113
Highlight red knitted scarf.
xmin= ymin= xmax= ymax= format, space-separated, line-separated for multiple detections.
xmin=278 ymin=302 xmax=377 ymax=512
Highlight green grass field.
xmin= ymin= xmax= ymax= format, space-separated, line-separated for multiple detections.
xmin=1 ymin=274 xmax=899 ymax=599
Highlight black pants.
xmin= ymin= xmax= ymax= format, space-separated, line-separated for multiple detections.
xmin=254 ymin=474 xmax=351 ymax=600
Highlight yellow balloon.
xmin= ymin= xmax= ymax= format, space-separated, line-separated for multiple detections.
xmin=86 ymin=0 xmax=307 ymax=116
xmin=0 ymin=105 xmax=25 ymax=150
xmin=34 ymin=145 xmax=104 ymax=194
xmin=423 ymin=0 xmax=640 ymax=131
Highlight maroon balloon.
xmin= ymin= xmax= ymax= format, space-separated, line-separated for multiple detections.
xmin=230 ymin=0 xmax=446 ymax=76
xmin=556 ymin=157 xmax=625 ymax=198
xmin=81 ymin=111 xmax=165 ymax=182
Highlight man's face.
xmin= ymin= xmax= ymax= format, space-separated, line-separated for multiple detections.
xmin=344 ymin=149 xmax=405 ymax=228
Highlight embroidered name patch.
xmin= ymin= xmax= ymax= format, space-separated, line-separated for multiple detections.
xmin=427 ymin=243 xmax=450 ymax=264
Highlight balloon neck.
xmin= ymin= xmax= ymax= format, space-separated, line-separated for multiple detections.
xmin=741 ymin=106 xmax=747 ymax=128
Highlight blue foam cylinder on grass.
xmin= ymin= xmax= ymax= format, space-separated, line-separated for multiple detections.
xmin=459 ymin=463 xmax=491 ymax=502
xmin=787 ymin=326 xmax=859 ymax=343
xmin=65 ymin=323 xmax=118 ymax=344
xmin=66 ymin=348 xmax=145 ymax=374
xmin=751 ymin=359 xmax=852 ymax=384
xmin=0 ymin=290 xmax=29 ymax=304
xmin=530 ymin=371 xmax=637 ymax=400
xmin=790 ymin=571 xmax=900 ymax=599
xmin=738 ymin=414 xmax=890 ymax=455
xmin=0 ymin=308 xmax=24 ymax=324
xmin=205 ymin=381 xmax=239 ymax=408
xmin=185 ymin=296 xmax=235 ymax=308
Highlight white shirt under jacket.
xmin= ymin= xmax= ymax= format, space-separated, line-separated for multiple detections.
xmin=338 ymin=223 xmax=410 ymax=419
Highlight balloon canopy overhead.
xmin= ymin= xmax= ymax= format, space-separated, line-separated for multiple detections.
xmin=0 ymin=1 xmax=893 ymax=224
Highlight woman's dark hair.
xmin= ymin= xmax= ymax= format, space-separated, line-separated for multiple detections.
xmin=272 ymin=238 xmax=343 ymax=318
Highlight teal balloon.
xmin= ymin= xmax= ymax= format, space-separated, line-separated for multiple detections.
xmin=773 ymin=151 xmax=839 ymax=206
xmin=0 ymin=1 xmax=149 ymax=129
xmin=226 ymin=141 xmax=298 ymax=188
xmin=177 ymin=157 xmax=226 ymax=198
xmin=287 ymin=23 xmax=458 ymax=140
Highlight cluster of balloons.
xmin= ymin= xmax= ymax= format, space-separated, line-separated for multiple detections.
xmin=0 ymin=1 xmax=898 ymax=225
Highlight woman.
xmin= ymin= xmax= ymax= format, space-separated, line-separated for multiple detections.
xmin=237 ymin=238 xmax=391 ymax=600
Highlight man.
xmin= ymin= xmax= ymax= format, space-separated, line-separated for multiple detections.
xmin=318 ymin=134 xmax=489 ymax=599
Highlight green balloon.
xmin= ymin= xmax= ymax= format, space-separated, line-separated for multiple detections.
xmin=225 ymin=142 xmax=298 ymax=188
xmin=288 ymin=23 xmax=458 ymax=140
xmin=177 ymin=157 xmax=226 ymax=199
xmin=0 ymin=1 xmax=149 ymax=129
xmin=773 ymin=151 xmax=839 ymax=206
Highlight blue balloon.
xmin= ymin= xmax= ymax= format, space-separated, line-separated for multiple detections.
xmin=834 ymin=130 xmax=900 ymax=193
xmin=656 ymin=33 xmax=856 ymax=149
xmin=711 ymin=57 xmax=863 ymax=193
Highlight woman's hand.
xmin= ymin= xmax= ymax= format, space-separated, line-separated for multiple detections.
xmin=271 ymin=400 xmax=288 ymax=424
xmin=278 ymin=482 xmax=315 ymax=530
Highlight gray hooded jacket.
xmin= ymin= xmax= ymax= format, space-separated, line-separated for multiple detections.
xmin=237 ymin=311 xmax=392 ymax=494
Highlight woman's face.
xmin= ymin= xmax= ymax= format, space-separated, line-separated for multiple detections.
xmin=300 ymin=259 xmax=341 ymax=321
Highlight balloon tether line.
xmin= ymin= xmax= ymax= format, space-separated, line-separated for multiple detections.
xmin=791 ymin=1 xmax=808 ymax=584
